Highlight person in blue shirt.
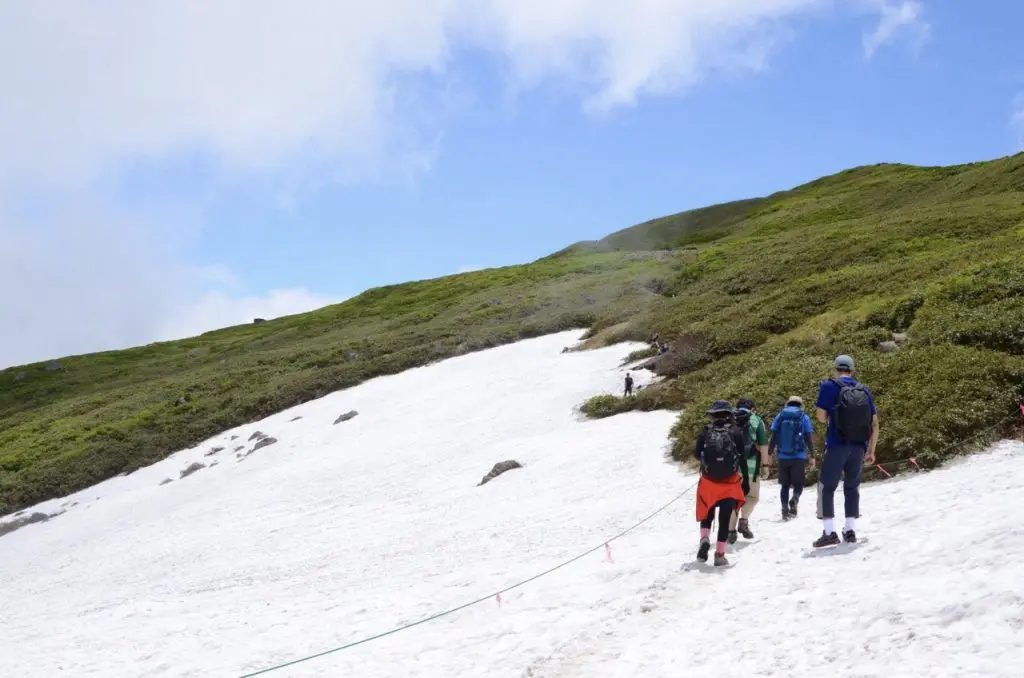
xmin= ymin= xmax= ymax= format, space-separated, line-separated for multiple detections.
xmin=768 ymin=396 xmax=815 ymax=521
xmin=813 ymin=354 xmax=879 ymax=547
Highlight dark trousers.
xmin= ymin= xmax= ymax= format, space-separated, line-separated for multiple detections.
xmin=778 ymin=459 xmax=806 ymax=509
xmin=819 ymin=444 xmax=864 ymax=519
xmin=699 ymin=498 xmax=737 ymax=543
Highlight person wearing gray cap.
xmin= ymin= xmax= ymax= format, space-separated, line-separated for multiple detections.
xmin=813 ymin=354 xmax=879 ymax=547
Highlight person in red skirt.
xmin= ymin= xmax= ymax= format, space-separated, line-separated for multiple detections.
xmin=694 ymin=400 xmax=751 ymax=566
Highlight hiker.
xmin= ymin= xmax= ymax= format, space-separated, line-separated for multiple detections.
xmin=659 ymin=342 xmax=670 ymax=354
xmin=624 ymin=373 xmax=634 ymax=397
xmin=650 ymin=332 xmax=661 ymax=347
xmin=769 ymin=396 xmax=816 ymax=520
xmin=694 ymin=400 xmax=751 ymax=566
xmin=813 ymin=354 xmax=879 ymax=547
xmin=728 ymin=398 xmax=769 ymax=543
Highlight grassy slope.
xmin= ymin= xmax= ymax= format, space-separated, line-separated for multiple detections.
xmin=3 ymin=153 xmax=1024 ymax=513
xmin=562 ymin=197 xmax=766 ymax=253
xmin=588 ymin=155 xmax=1024 ymax=467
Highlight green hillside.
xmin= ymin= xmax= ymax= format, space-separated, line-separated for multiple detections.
xmin=3 ymin=153 xmax=1024 ymax=514
xmin=586 ymin=155 xmax=1024 ymax=466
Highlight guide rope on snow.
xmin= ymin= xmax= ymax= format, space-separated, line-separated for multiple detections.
xmin=238 ymin=479 xmax=700 ymax=677
xmin=238 ymin=407 xmax=1024 ymax=677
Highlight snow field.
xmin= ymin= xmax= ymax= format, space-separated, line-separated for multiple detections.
xmin=2 ymin=330 xmax=1022 ymax=677
xmin=1 ymin=332 xmax=682 ymax=676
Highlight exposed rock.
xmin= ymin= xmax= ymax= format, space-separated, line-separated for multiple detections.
xmin=334 ymin=411 xmax=359 ymax=425
xmin=289 ymin=416 xmax=303 ymax=422
xmin=176 ymin=396 xmax=189 ymax=406
xmin=345 ymin=351 xmax=360 ymax=361
xmin=893 ymin=332 xmax=910 ymax=344
xmin=159 ymin=478 xmax=173 ymax=486
xmin=251 ymin=437 xmax=278 ymax=452
xmin=0 ymin=511 xmax=62 ymax=538
xmin=14 ymin=371 xmax=27 ymax=383
xmin=230 ymin=435 xmax=238 ymax=440
xmin=204 ymin=446 xmax=225 ymax=457
xmin=248 ymin=431 xmax=267 ymax=441
xmin=44 ymin=360 xmax=64 ymax=373
xmin=877 ymin=340 xmax=899 ymax=353
xmin=179 ymin=462 xmax=206 ymax=479
xmin=253 ymin=318 xmax=267 ymax=324
xmin=234 ymin=446 xmax=245 ymax=452
xmin=478 ymin=460 xmax=522 ymax=486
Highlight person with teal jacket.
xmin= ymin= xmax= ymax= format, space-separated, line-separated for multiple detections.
xmin=728 ymin=398 xmax=769 ymax=543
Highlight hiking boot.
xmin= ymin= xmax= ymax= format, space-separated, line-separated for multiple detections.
xmin=697 ymin=538 xmax=711 ymax=562
xmin=781 ymin=508 xmax=791 ymax=521
xmin=789 ymin=498 xmax=799 ymax=517
xmin=714 ymin=552 xmax=729 ymax=567
xmin=813 ymin=531 xmax=841 ymax=548
xmin=727 ymin=530 xmax=738 ymax=545
xmin=842 ymin=530 xmax=857 ymax=544
xmin=738 ymin=518 xmax=754 ymax=540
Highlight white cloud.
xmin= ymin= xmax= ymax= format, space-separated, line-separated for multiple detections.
xmin=473 ymin=0 xmax=821 ymax=111
xmin=0 ymin=204 xmax=338 ymax=368
xmin=0 ymin=1 xmax=832 ymax=190
xmin=862 ymin=0 xmax=929 ymax=58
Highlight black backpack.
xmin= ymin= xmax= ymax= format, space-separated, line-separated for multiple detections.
xmin=832 ymin=379 xmax=873 ymax=442
xmin=733 ymin=409 xmax=755 ymax=460
xmin=701 ymin=423 xmax=740 ymax=479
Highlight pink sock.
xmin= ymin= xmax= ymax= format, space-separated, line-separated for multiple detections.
xmin=716 ymin=541 xmax=727 ymax=555
xmin=700 ymin=528 xmax=710 ymax=540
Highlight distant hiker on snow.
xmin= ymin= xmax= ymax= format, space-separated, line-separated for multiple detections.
xmin=694 ymin=400 xmax=751 ymax=567
xmin=769 ymin=395 xmax=816 ymax=520
xmin=728 ymin=398 xmax=769 ymax=543
xmin=624 ymin=373 xmax=634 ymax=397
xmin=813 ymin=354 xmax=879 ymax=547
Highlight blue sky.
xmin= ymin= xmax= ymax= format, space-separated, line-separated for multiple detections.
xmin=2 ymin=1 xmax=1023 ymax=366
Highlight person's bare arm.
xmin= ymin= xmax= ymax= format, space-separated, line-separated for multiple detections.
xmin=806 ymin=432 xmax=817 ymax=469
xmin=865 ymin=414 xmax=880 ymax=465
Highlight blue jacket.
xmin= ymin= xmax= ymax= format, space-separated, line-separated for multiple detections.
xmin=770 ymin=406 xmax=814 ymax=460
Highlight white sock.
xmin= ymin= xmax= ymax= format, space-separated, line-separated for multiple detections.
xmin=845 ymin=517 xmax=856 ymax=532
xmin=823 ymin=518 xmax=834 ymax=534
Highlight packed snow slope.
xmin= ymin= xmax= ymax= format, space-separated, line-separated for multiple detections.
xmin=3 ymin=332 xmax=1023 ymax=677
